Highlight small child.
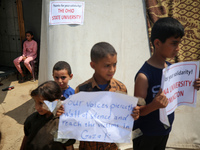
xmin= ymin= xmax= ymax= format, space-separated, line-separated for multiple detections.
xmin=52 ymin=61 xmax=74 ymax=100
xmin=13 ymin=31 xmax=37 ymax=82
xmin=53 ymin=61 xmax=75 ymax=150
xmin=20 ymin=81 xmax=75 ymax=150
xmin=133 ymin=17 xmax=185 ymax=150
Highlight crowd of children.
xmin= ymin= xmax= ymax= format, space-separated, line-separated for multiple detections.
xmin=20 ymin=17 xmax=200 ymax=150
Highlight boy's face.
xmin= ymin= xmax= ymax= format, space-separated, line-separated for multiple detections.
xmin=26 ymin=33 xmax=33 ymax=41
xmin=156 ymin=36 xmax=181 ymax=58
xmin=33 ymin=96 xmax=51 ymax=116
xmin=53 ymin=69 xmax=73 ymax=91
xmin=91 ymin=54 xmax=117 ymax=85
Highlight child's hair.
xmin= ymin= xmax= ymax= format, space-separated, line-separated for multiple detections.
xmin=91 ymin=42 xmax=117 ymax=63
xmin=31 ymin=81 xmax=61 ymax=102
xmin=151 ymin=17 xmax=184 ymax=48
xmin=25 ymin=31 xmax=34 ymax=36
xmin=53 ymin=61 xmax=72 ymax=75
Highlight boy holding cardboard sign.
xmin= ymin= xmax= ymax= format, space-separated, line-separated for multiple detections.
xmin=133 ymin=17 xmax=200 ymax=150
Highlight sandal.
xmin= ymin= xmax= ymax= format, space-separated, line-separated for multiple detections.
xmin=19 ymin=76 xmax=25 ymax=83
xmin=29 ymin=77 xmax=35 ymax=82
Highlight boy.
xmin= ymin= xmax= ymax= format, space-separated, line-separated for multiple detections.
xmin=75 ymin=42 xmax=139 ymax=150
xmin=133 ymin=17 xmax=188 ymax=150
xmin=53 ymin=61 xmax=75 ymax=150
xmin=53 ymin=61 xmax=74 ymax=100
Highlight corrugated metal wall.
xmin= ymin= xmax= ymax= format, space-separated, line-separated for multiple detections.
xmin=0 ymin=0 xmax=21 ymax=67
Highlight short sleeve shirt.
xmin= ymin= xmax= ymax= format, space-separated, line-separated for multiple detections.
xmin=62 ymin=85 xmax=75 ymax=99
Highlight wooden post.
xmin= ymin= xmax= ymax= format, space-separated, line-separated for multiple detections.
xmin=16 ymin=0 xmax=25 ymax=51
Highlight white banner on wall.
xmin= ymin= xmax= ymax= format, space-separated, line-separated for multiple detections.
xmin=49 ymin=1 xmax=85 ymax=25
xmin=160 ymin=61 xmax=199 ymax=126
xmin=58 ymin=91 xmax=138 ymax=143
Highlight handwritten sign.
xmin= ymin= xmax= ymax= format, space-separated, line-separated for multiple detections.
xmin=160 ymin=61 xmax=199 ymax=126
xmin=58 ymin=91 xmax=138 ymax=143
xmin=49 ymin=1 xmax=85 ymax=25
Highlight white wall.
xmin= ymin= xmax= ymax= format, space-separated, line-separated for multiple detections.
xmin=39 ymin=0 xmax=150 ymax=96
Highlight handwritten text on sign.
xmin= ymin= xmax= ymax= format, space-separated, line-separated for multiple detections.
xmin=58 ymin=92 xmax=138 ymax=143
xmin=160 ymin=61 xmax=199 ymax=126
xmin=49 ymin=1 xmax=85 ymax=25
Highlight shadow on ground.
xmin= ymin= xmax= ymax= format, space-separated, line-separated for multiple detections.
xmin=4 ymin=98 xmax=35 ymax=125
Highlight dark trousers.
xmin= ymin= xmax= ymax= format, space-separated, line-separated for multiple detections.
xmin=133 ymin=134 xmax=169 ymax=150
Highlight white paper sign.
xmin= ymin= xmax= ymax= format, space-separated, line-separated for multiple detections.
xmin=58 ymin=91 xmax=138 ymax=143
xmin=44 ymin=100 xmax=58 ymax=112
xmin=49 ymin=1 xmax=85 ymax=25
xmin=160 ymin=61 xmax=199 ymax=126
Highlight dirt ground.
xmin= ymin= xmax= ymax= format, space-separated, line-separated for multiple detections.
xmin=0 ymin=74 xmax=37 ymax=150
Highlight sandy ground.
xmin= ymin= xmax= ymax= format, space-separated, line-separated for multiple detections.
xmin=0 ymin=74 xmax=195 ymax=150
xmin=0 ymin=74 xmax=37 ymax=150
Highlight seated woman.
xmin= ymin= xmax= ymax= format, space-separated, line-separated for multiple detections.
xmin=13 ymin=31 xmax=37 ymax=82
